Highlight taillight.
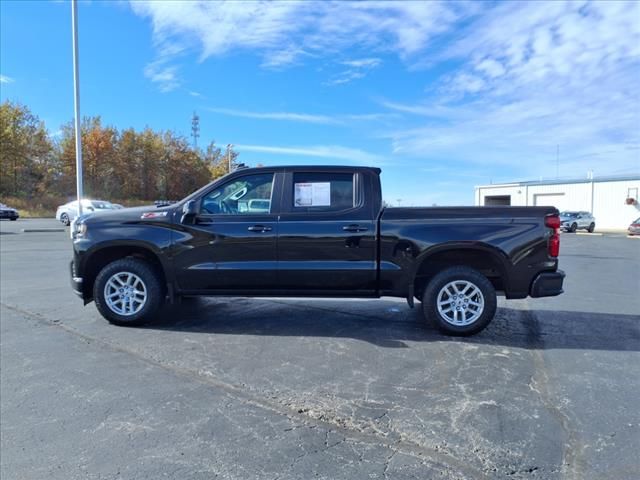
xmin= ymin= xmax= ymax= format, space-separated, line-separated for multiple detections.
xmin=548 ymin=234 xmax=560 ymax=257
xmin=545 ymin=215 xmax=561 ymax=230
xmin=545 ymin=214 xmax=560 ymax=257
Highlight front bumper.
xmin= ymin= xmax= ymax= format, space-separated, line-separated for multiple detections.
xmin=70 ymin=260 xmax=83 ymax=298
xmin=530 ymin=270 xmax=565 ymax=297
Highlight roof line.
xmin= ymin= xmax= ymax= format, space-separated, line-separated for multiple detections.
xmin=475 ymin=173 xmax=640 ymax=189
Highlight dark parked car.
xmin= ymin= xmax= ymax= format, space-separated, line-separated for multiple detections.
xmin=69 ymin=166 xmax=564 ymax=336
xmin=628 ymin=217 xmax=640 ymax=236
xmin=0 ymin=203 xmax=19 ymax=221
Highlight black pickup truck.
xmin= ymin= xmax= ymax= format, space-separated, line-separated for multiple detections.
xmin=70 ymin=166 xmax=564 ymax=335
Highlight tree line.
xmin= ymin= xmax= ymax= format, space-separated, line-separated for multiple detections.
xmin=0 ymin=100 xmax=240 ymax=202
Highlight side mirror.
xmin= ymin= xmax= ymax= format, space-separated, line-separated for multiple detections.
xmin=181 ymin=200 xmax=198 ymax=224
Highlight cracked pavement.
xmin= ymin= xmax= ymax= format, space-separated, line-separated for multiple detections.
xmin=1 ymin=219 xmax=639 ymax=479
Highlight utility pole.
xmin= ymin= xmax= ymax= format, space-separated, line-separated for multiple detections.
xmin=71 ymin=0 xmax=84 ymax=215
xmin=227 ymin=144 xmax=233 ymax=172
xmin=191 ymin=111 xmax=200 ymax=150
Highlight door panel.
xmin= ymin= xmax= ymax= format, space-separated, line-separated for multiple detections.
xmin=174 ymin=215 xmax=277 ymax=291
xmin=277 ymin=218 xmax=376 ymax=291
xmin=172 ymin=171 xmax=281 ymax=292
xmin=277 ymin=171 xmax=377 ymax=292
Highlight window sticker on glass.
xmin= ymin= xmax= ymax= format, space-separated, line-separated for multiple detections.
xmin=294 ymin=182 xmax=331 ymax=207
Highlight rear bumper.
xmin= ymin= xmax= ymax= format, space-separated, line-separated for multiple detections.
xmin=70 ymin=260 xmax=84 ymax=298
xmin=530 ymin=270 xmax=565 ymax=297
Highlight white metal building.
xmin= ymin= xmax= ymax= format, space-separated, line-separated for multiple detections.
xmin=475 ymin=175 xmax=640 ymax=230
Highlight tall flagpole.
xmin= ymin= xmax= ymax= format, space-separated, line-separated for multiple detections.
xmin=71 ymin=0 xmax=84 ymax=215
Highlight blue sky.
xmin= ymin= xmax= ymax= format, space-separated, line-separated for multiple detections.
xmin=1 ymin=0 xmax=639 ymax=205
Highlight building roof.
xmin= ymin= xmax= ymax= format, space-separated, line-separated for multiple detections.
xmin=475 ymin=173 xmax=640 ymax=189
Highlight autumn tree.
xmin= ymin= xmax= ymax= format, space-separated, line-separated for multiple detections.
xmin=1 ymin=100 xmax=243 ymax=203
xmin=0 ymin=101 xmax=54 ymax=197
xmin=204 ymin=140 xmax=239 ymax=179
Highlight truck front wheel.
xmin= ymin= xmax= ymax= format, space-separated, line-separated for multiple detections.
xmin=93 ymin=258 xmax=163 ymax=326
xmin=422 ymin=266 xmax=497 ymax=336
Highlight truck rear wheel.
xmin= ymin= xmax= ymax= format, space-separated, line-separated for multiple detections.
xmin=94 ymin=258 xmax=163 ymax=326
xmin=422 ymin=266 xmax=497 ymax=336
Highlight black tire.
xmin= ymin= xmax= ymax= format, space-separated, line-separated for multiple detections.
xmin=10 ymin=217 xmax=17 ymax=221
xmin=570 ymin=222 xmax=577 ymax=233
xmin=93 ymin=258 xmax=163 ymax=326
xmin=588 ymin=223 xmax=595 ymax=233
xmin=422 ymin=266 xmax=497 ymax=336
xmin=60 ymin=213 xmax=70 ymax=226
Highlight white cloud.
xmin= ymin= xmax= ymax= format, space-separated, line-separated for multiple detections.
xmin=207 ymin=107 xmax=340 ymax=125
xmin=207 ymin=107 xmax=397 ymax=125
xmin=341 ymin=58 xmax=382 ymax=69
xmin=0 ymin=74 xmax=14 ymax=83
xmin=143 ymin=59 xmax=179 ymax=92
xmin=327 ymin=57 xmax=383 ymax=86
xmin=325 ymin=70 xmax=367 ymax=86
xmin=387 ymin=0 xmax=640 ymax=179
xmin=235 ymin=144 xmax=385 ymax=164
xmin=130 ymin=0 xmax=471 ymax=87
xmin=129 ymin=0 xmax=639 ymax=180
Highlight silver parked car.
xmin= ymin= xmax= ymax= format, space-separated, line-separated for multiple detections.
xmin=559 ymin=211 xmax=596 ymax=233
xmin=56 ymin=199 xmax=116 ymax=226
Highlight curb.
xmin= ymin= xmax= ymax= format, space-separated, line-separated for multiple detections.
xmin=21 ymin=228 xmax=66 ymax=233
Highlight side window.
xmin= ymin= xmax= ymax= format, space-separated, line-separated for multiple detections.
xmin=292 ymin=172 xmax=355 ymax=212
xmin=201 ymin=173 xmax=273 ymax=215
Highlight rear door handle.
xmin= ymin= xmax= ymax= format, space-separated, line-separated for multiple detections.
xmin=248 ymin=225 xmax=272 ymax=232
xmin=342 ymin=224 xmax=368 ymax=233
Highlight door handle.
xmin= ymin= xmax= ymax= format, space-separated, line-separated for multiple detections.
xmin=248 ymin=225 xmax=272 ymax=232
xmin=342 ymin=224 xmax=368 ymax=233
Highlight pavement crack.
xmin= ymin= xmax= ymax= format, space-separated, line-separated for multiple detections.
xmin=1 ymin=301 xmax=490 ymax=480
xmin=522 ymin=304 xmax=587 ymax=480
xmin=382 ymin=448 xmax=398 ymax=479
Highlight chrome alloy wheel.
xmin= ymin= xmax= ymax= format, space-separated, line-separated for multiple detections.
xmin=104 ymin=272 xmax=147 ymax=316
xmin=436 ymin=280 xmax=485 ymax=326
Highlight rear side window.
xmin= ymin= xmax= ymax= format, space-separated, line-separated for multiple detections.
xmin=292 ymin=172 xmax=355 ymax=212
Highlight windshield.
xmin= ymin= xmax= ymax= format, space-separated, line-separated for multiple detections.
xmin=91 ymin=201 xmax=114 ymax=210
xmin=560 ymin=212 xmax=578 ymax=218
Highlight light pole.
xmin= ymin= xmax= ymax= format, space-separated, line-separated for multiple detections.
xmin=71 ymin=0 xmax=84 ymax=215
xmin=227 ymin=144 xmax=233 ymax=172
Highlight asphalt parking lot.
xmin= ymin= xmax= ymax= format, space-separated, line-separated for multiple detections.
xmin=1 ymin=219 xmax=639 ymax=480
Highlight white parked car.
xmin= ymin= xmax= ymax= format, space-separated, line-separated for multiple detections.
xmin=56 ymin=199 xmax=116 ymax=225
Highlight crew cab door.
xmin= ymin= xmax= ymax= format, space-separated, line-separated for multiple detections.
xmin=173 ymin=171 xmax=282 ymax=292
xmin=277 ymin=170 xmax=377 ymax=293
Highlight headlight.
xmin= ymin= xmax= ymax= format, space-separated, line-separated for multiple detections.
xmin=71 ymin=221 xmax=87 ymax=239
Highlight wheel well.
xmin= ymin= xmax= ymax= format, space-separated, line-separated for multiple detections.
xmin=83 ymin=246 xmax=166 ymax=299
xmin=414 ymin=248 xmax=506 ymax=296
